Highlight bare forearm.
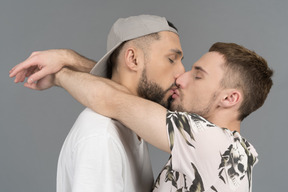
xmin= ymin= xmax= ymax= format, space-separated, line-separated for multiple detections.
xmin=55 ymin=68 xmax=170 ymax=152
xmin=64 ymin=49 xmax=97 ymax=73
xmin=54 ymin=68 xmax=131 ymax=119
xmin=116 ymin=94 xmax=170 ymax=152
xmin=55 ymin=68 xmax=109 ymax=112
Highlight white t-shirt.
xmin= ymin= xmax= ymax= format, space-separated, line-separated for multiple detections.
xmin=57 ymin=108 xmax=154 ymax=192
xmin=153 ymin=111 xmax=258 ymax=192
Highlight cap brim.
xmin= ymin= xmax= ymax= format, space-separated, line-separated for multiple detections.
xmin=90 ymin=42 xmax=123 ymax=77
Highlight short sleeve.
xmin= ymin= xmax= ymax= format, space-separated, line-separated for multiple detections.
xmin=165 ymin=110 xmax=258 ymax=192
xmin=166 ymin=110 xmax=216 ymax=152
xmin=166 ymin=111 xmax=223 ymax=187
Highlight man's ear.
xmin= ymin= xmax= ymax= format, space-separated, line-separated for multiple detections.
xmin=220 ymin=89 xmax=242 ymax=108
xmin=124 ymin=48 xmax=140 ymax=72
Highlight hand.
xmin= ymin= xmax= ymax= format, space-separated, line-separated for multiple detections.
xmin=9 ymin=49 xmax=72 ymax=84
xmin=23 ymin=73 xmax=55 ymax=91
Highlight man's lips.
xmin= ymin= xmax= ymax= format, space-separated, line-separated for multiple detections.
xmin=170 ymin=89 xmax=179 ymax=99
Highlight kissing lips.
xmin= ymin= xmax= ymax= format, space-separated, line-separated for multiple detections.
xmin=171 ymin=89 xmax=179 ymax=99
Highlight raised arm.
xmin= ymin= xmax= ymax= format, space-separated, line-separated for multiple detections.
xmin=55 ymin=68 xmax=170 ymax=153
xmin=9 ymin=49 xmax=96 ymax=84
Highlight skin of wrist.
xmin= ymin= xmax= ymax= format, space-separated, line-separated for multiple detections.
xmin=65 ymin=49 xmax=96 ymax=72
xmin=62 ymin=49 xmax=76 ymax=68
xmin=54 ymin=68 xmax=69 ymax=87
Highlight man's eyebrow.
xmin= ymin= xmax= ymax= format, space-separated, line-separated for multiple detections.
xmin=170 ymin=49 xmax=184 ymax=60
xmin=194 ymin=65 xmax=208 ymax=74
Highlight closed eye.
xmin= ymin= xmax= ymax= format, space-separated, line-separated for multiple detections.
xmin=193 ymin=73 xmax=202 ymax=79
xmin=168 ymin=58 xmax=174 ymax=63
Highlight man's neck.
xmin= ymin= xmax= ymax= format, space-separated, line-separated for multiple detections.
xmin=208 ymin=115 xmax=241 ymax=133
xmin=111 ymin=73 xmax=138 ymax=96
xmin=111 ymin=73 xmax=141 ymax=140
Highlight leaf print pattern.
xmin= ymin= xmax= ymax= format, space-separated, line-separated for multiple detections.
xmin=189 ymin=163 xmax=205 ymax=192
xmin=153 ymin=111 xmax=258 ymax=192
xmin=167 ymin=111 xmax=208 ymax=151
xmin=218 ymin=131 xmax=257 ymax=191
xmin=154 ymin=159 xmax=205 ymax=191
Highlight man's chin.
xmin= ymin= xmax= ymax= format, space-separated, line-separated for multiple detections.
xmin=166 ymin=96 xmax=175 ymax=110
xmin=169 ymin=101 xmax=185 ymax=112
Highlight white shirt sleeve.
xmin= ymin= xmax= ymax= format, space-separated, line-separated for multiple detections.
xmin=71 ymin=134 xmax=125 ymax=192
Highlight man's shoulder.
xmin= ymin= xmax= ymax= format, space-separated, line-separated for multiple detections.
xmin=62 ymin=108 xmax=138 ymax=155
xmin=67 ymin=108 xmax=124 ymax=140
xmin=78 ymin=107 xmax=111 ymax=122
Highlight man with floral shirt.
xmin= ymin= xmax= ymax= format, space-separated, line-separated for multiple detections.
xmin=10 ymin=42 xmax=273 ymax=191
xmin=153 ymin=111 xmax=258 ymax=191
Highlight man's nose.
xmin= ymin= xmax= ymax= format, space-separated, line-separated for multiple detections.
xmin=174 ymin=63 xmax=185 ymax=79
xmin=175 ymin=71 xmax=188 ymax=89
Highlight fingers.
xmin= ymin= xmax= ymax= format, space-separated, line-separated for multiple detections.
xmin=24 ymin=82 xmax=40 ymax=90
xmin=14 ymin=71 xmax=27 ymax=83
xmin=12 ymin=66 xmax=38 ymax=83
xmin=9 ymin=64 xmax=18 ymax=74
xmin=10 ymin=50 xmax=69 ymax=88
xmin=25 ymin=66 xmax=38 ymax=77
xmin=9 ymin=52 xmax=39 ymax=78
xmin=9 ymin=61 xmax=32 ymax=78
xmin=26 ymin=68 xmax=50 ymax=84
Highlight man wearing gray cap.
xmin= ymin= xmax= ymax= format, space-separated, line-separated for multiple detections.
xmin=10 ymin=15 xmax=184 ymax=192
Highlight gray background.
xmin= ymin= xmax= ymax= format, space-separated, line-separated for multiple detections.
xmin=1 ymin=0 xmax=287 ymax=191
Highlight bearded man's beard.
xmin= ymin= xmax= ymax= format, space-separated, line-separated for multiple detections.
xmin=137 ymin=68 xmax=174 ymax=109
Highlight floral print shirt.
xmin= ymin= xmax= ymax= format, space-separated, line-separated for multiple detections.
xmin=153 ymin=111 xmax=258 ymax=192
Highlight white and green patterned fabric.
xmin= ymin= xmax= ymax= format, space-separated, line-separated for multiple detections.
xmin=153 ymin=111 xmax=258 ymax=192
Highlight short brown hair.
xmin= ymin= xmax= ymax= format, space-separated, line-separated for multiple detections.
xmin=209 ymin=42 xmax=273 ymax=120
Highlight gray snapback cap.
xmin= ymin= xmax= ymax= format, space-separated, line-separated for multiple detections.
xmin=90 ymin=14 xmax=178 ymax=77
